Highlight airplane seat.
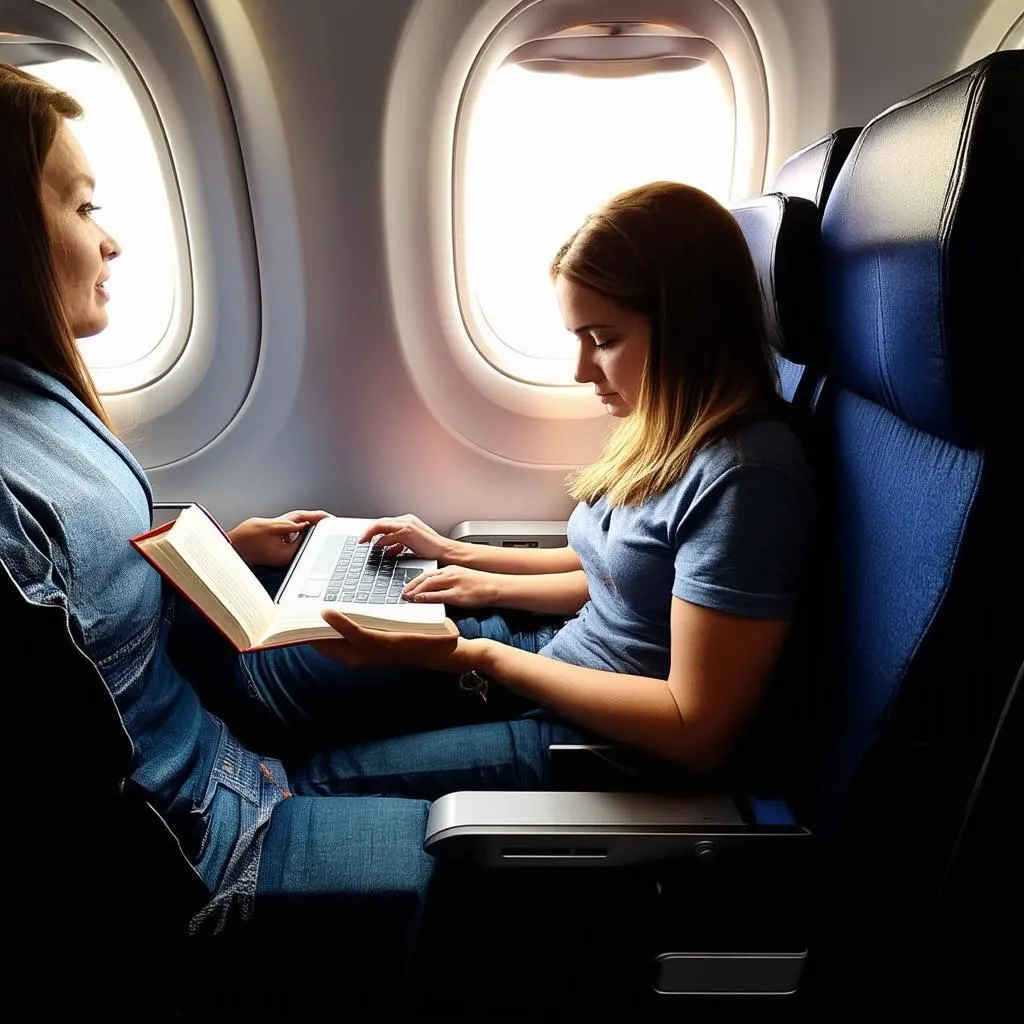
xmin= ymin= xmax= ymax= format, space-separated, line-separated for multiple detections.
xmin=802 ymin=47 xmax=1024 ymax=1000
xmin=771 ymin=127 xmax=862 ymax=207
xmin=2 ymin=558 xmax=224 ymax=1016
xmin=729 ymin=192 xmax=824 ymax=407
xmin=410 ymin=177 xmax=836 ymax=1024
xmin=420 ymin=49 xmax=1024 ymax=1012
xmin=766 ymin=128 xmax=861 ymax=403
xmin=718 ymin=191 xmax=829 ymax=804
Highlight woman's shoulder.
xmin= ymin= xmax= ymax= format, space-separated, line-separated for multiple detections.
xmin=699 ymin=416 xmax=811 ymax=482
xmin=651 ymin=417 xmax=813 ymax=514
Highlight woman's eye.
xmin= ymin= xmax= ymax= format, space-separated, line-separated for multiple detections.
xmin=79 ymin=202 xmax=101 ymax=217
xmin=593 ymin=338 xmax=617 ymax=350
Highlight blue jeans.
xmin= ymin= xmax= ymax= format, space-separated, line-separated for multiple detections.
xmin=169 ymin=595 xmax=590 ymax=795
xmin=166 ymin=575 xmax=596 ymax=1015
xmin=175 ymin=600 xmax=587 ymax=1016
xmin=248 ymin=793 xmax=437 ymax=1017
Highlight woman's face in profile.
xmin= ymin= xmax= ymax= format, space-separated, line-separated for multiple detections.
xmin=555 ymin=275 xmax=650 ymax=417
xmin=40 ymin=123 xmax=119 ymax=339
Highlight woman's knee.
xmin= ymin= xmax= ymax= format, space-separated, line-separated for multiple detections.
xmin=257 ymin=795 xmax=435 ymax=902
xmin=252 ymin=795 xmax=436 ymax=1013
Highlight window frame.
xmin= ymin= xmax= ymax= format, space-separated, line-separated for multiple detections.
xmin=453 ymin=37 xmax=740 ymax=386
xmin=1000 ymin=12 xmax=1024 ymax=51
xmin=960 ymin=0 xmax=1024 ymax=65
xmin=383 ymin=0 xmax=771 ymax=466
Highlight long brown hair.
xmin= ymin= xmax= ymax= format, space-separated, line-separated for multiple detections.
xmin=552 ymin=181 xmax=781 ymax=507
xmin=0 ymin=62 xmax=111 ymax=426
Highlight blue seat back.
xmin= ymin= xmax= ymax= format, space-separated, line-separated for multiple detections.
xmin=730 ymin=193 xmax=823 ymax=405
xmin=772 ymin=127 xmax=862 ymax=207
xmin=810 ymin=50 xmax=1024 ymax=986
xmin=763 ymin=128 xmax=861 ymax=401
xmin=720 ymin=195 xmax=828 ymax=794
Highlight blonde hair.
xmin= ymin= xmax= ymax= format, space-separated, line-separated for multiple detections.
xmin=0 ymin=62 xmax=112 ymax=428
xmin=552 ymin=181 xmax=779 ymax=507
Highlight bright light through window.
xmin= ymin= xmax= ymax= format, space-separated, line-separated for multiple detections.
xmin=462 ymin=62 xmax=734 ymax=379
xmin=25 ymin=59 xmax=177 ymax=372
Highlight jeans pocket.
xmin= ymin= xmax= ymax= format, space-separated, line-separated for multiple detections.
xmin=188 ymin=726 xmax=250 ymax=883
xmin=193 ymin=784 xmax=242 ymax=890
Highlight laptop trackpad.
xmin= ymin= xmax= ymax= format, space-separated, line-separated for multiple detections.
xmin=297 ymin=579 xmax=326 ymax=599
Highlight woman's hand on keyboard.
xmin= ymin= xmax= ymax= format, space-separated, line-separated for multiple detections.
xmin=228 ymin=509 xmax=330 ymax=566
xmin=359 ymin=514 xmax=456 ymax=563
xmin=402 ymin=565 xmax=499 ymax=607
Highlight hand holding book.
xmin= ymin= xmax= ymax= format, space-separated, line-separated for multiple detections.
xmin=314 ymin=609 xmax=465 ymax=671
xmin=227 ymin=509 xmax=330 ymax=567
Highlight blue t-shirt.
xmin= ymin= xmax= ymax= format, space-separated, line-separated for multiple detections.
xmin=540 ymin=418 xmax=816 ymax=679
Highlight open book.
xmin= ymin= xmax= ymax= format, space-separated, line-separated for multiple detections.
xmin=131 ymin=504 xmax=448 ymax=651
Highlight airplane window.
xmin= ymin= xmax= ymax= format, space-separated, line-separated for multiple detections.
xmin=1002 ymin=16 xmax=1024 ymax=50
xmin=24 ymin=58 xmax=178 ymax=383
xmin=460 ymin=61 xmax=734 ymax=384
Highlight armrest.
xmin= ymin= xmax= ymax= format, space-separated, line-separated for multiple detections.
xmin=448 ymin=520 xmax=568 ymax=548
xmin=423 ymin=790 xmax=809 ymax=867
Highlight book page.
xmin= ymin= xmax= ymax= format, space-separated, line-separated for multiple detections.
xmin=263 ymin=605 xmax=340 ymax=645
xmin=172 ymin=506 xmax=275 ymax=644
xmin=264 ymin=603 xmax=449 ymax=646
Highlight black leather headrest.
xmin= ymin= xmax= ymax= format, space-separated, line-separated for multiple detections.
xmin=822 ymin=50 xmax=1024 ymax=447
xmin=773 ymin=127 xmax=862 ymax=207
xmin=730 ymin=193 xmax=822 ymax=366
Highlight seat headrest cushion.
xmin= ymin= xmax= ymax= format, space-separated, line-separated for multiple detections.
xmin=731 ymin=193 xmax=822 ymax=366
xmin=772 ymin=127 xmax=861 ymax=207
xmin=821 ymin=50 xmax=1024 ymax=446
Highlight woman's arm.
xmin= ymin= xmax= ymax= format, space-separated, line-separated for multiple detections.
xmin=404 ymin=567 xmax=589 ymax=616
xmin=458 ymin=597 xmax=791 ymax=771
xmin=449 ymin=541 xmax=583 ymax=575
xmin=318 ymin=596 xmax=790 ymax=772
xmin=357 ymin=514 xmax=582 ymax=574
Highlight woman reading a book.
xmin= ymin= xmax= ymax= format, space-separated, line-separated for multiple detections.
xmin=0 ymin=62 xmax=813 ymax=998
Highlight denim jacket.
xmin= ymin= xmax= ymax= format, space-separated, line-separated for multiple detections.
xmin=0 ymin=356 xmax=287 ymax=928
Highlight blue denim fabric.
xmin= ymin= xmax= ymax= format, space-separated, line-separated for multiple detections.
xmin=0 ymin=358 xmax=286 ymax=927
xmin=286 ymin=714 xmax=586 ymax=801
xmin=173 ymin=592 xmax=588 ymax=808
xmin=237 ymin=605 xmax=565 ymax=742
xmin=0 ymin=357 xmax=587 ymax=961
xmin=171 ymin=590 xmax=570 ymax=752
xmin=253 ymin=794 xmax=436 ymax=1015
xmin=189 ymin=730 xmax=291 ymax=932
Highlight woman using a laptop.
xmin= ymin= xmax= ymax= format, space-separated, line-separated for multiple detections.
xmin=294 ymin=181 xmax=817 ymax=785
xmin=1 ymin=63 xmax=813 ymax=1007
xmin=167 ymin=183 xmax=815 ymax=796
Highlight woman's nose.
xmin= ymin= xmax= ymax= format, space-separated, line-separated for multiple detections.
xmin=575 ymin=346 xmax=597 ymax=384
xmin=101 ymin=235 xmax=121 ymax=262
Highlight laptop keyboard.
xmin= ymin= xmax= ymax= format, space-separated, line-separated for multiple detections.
xmin=311 ymin=536 xmax=426 ymax=604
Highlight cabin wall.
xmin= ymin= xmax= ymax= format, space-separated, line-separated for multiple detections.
xmin=143 ymin=0 xmax=994 ymax=530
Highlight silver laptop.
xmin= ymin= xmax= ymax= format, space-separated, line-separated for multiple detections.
xmin=275 ymin=516 xmax=436 ymax=608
